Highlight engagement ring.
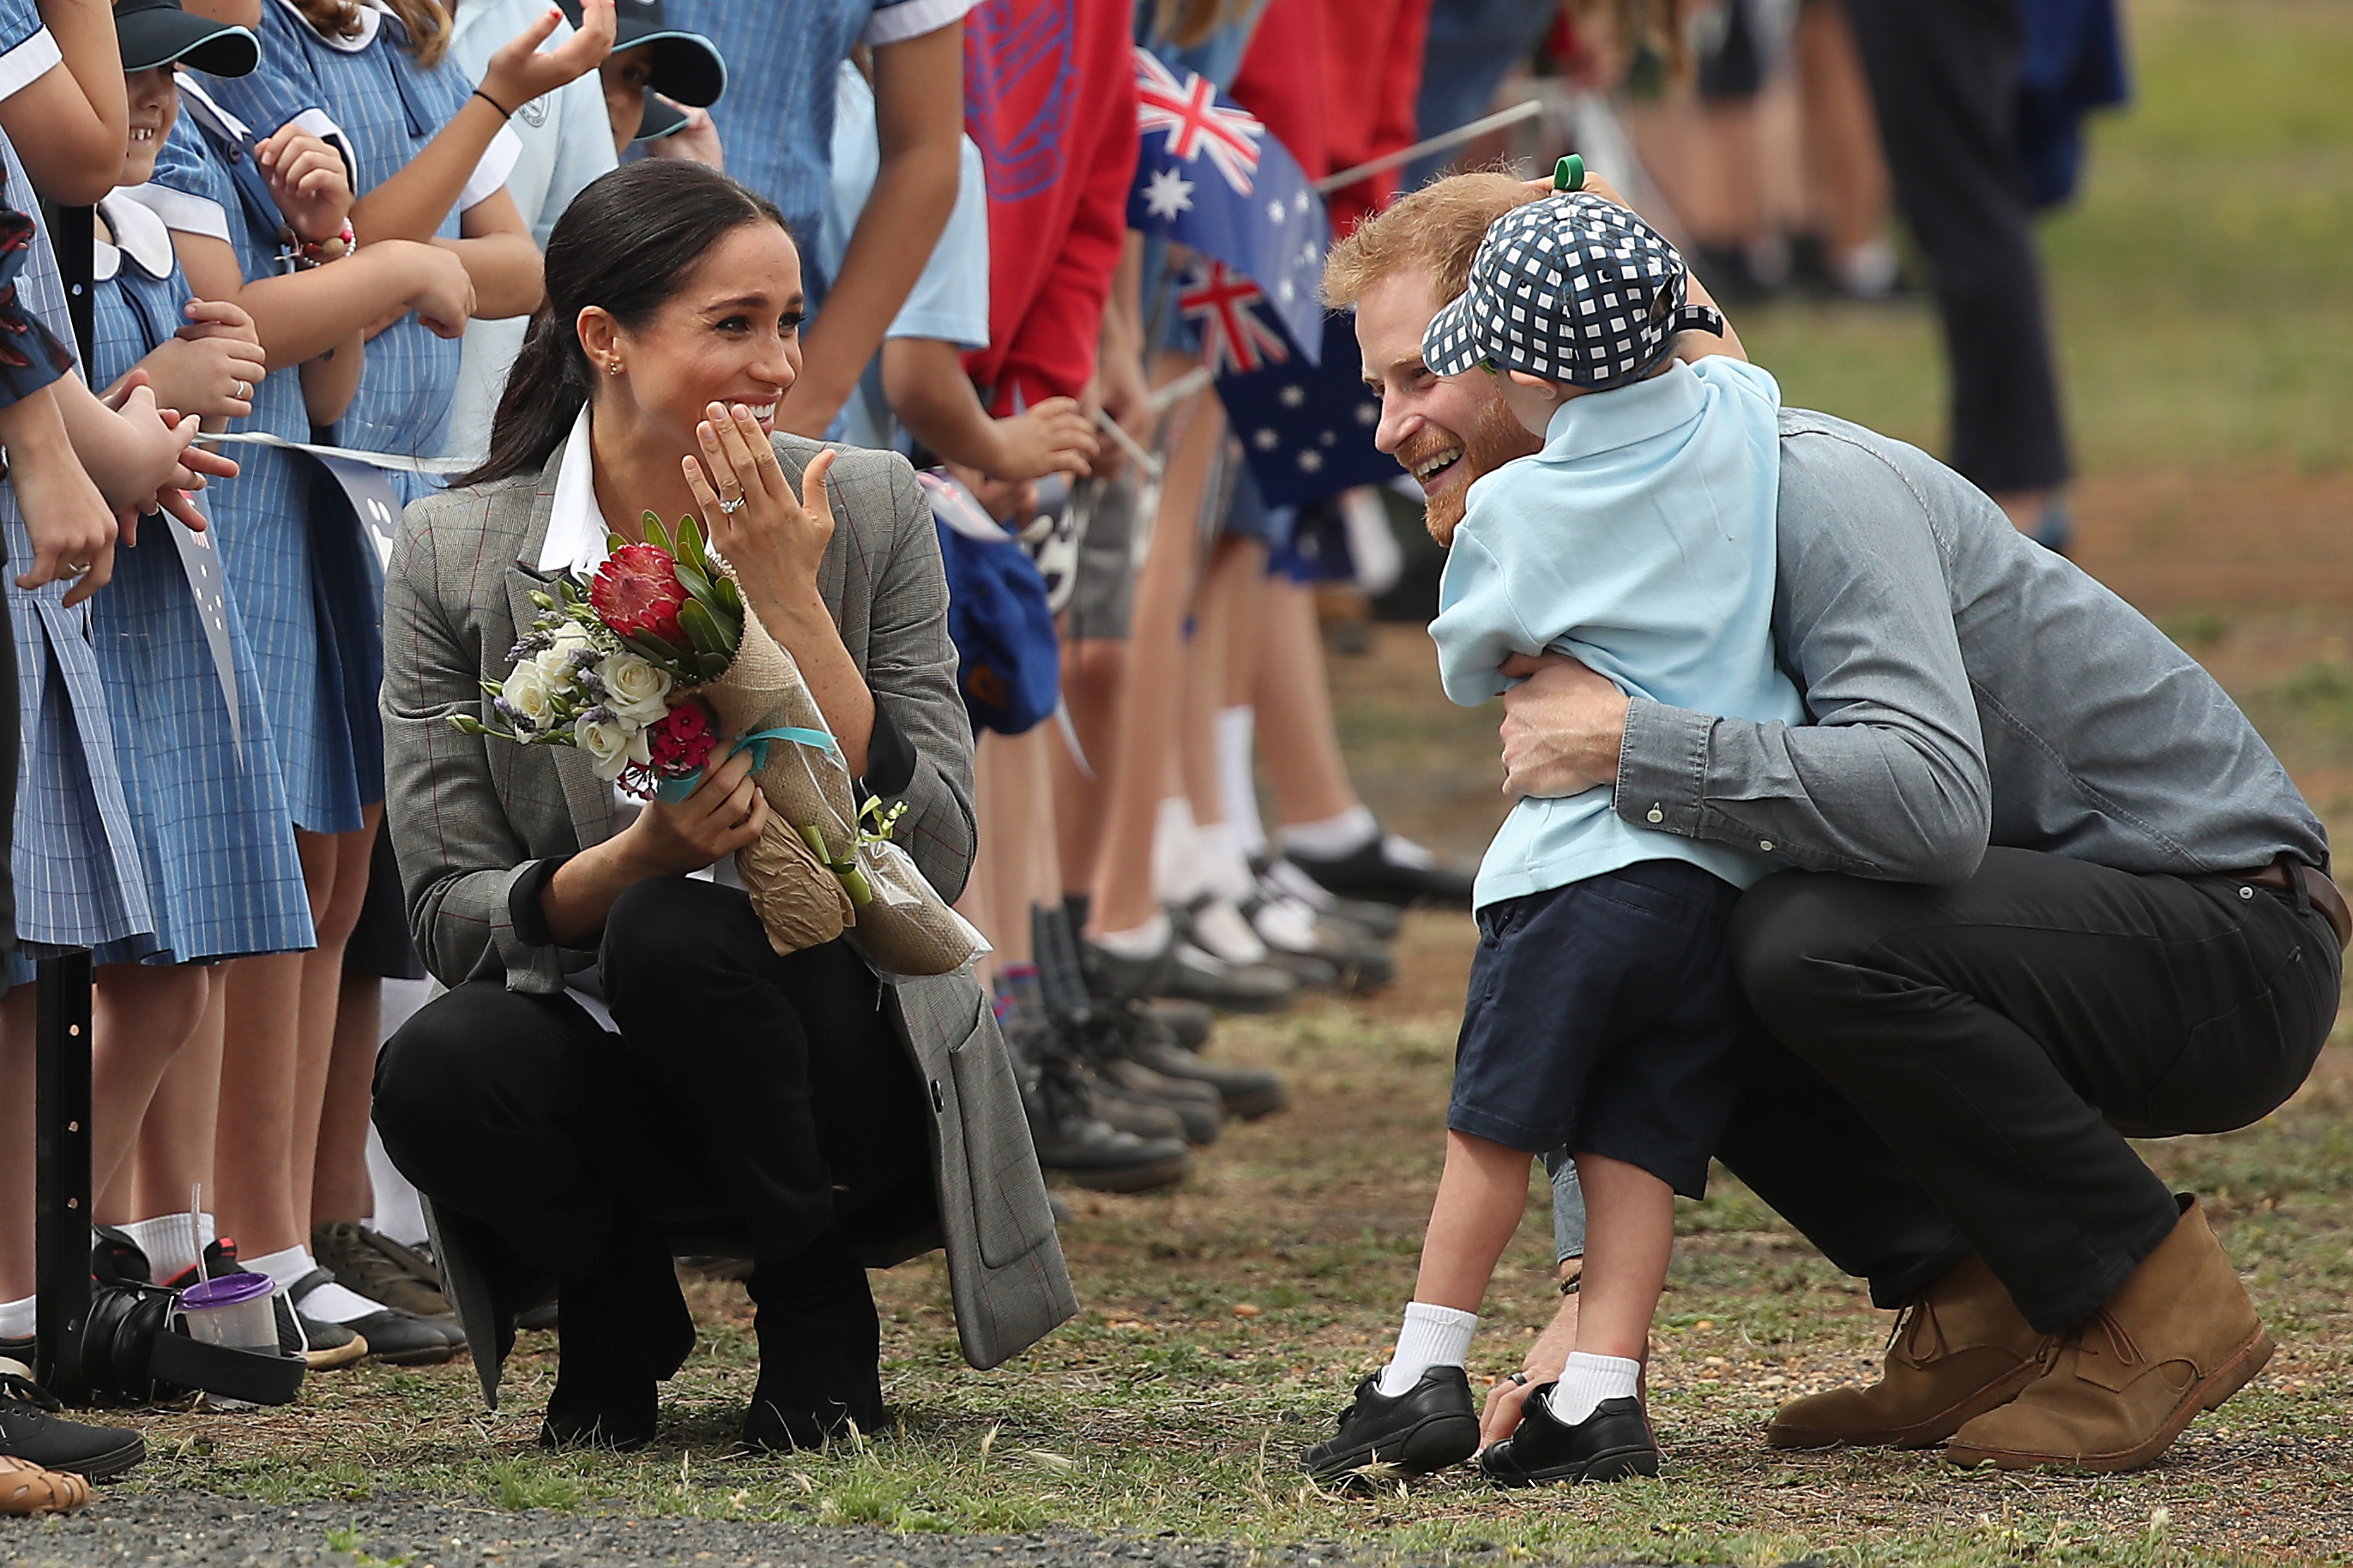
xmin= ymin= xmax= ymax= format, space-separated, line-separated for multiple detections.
xmin=717 ymin=493 xmax=746 ymax=515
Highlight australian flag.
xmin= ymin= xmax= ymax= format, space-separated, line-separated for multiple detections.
xmin=1127 ymin=48 xmax=1325 ymax=356
xmin=1210 ymin=302 xmax=1394 ymax=508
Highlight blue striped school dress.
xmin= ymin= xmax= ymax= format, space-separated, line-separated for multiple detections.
xmin=147 ymin=100 xmax=381 ymax=835
xmin=200 ymin=3 xmax=482 ymax=509
xmin=81 ymin=193 xmax=314 ymax=967
xmin=0 ymin=136 xmax=154 ymax=964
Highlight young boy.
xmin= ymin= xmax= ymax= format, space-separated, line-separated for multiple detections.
xmin=1300 ymin=190 xmax=1801 ymax=1488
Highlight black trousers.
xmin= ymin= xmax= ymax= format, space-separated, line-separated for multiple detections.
xmin=1843 ymin=0 xmax=2070 ymax=495
xmin=1721 ymin=847 xmax=2341 ymax=1332
xmin=371 ymin=877 xmax=932 ymax=1294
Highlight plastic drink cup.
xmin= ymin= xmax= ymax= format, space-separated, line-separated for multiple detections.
xmin=178 ymin=1271 xmax=276 ymax=1351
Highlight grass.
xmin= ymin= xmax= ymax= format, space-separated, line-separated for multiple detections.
xmin=82 ymin=2 xmax=2353 ymax=1563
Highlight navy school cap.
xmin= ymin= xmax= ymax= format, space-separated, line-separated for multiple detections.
xmin=559 ymin=0 xmax=727 ymax=109
xmin=114 ymin=0 xmax=259 ymax=77
xmin=1422 ymin=192 xmax=1723 ymax=390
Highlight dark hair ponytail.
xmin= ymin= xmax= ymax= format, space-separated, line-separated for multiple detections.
xmin=456 ymin=161 xmax=791 ymax=489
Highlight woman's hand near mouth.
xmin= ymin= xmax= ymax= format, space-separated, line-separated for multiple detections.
xmin=682 ymin=401 xmax=875 ymax=774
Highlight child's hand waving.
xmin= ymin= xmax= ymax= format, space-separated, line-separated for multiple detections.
xmin=482 ymin=0 xmax=618 ymax=115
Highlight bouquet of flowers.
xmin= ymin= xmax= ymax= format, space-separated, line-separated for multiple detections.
xmin=454 ymin=513 xmax=985 ymax=975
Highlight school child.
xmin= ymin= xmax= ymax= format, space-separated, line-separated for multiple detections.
xmin=1298 ymin=190 xmax=1795 ymax=1487
xmin=142 ymin=0 xmax=586 ymax=1364
xmin=667 ymin=0 xmax=968 ymax=436
xmin=443 ymin=0 xmax=621 ymax=467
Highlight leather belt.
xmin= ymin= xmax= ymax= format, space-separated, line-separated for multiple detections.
xmin=2238 ymin=858 xmax=2352 ymax=952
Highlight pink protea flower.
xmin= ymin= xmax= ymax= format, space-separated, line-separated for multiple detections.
xmin=590 ymin=543 xmax=688 ymax=645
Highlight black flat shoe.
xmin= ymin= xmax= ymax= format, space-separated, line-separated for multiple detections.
xmin=1478 ymin=1387 xmax=1658 ymax=1487
xmin=743 ymin=1238 xmax=886 ymax=1453
xmin=1300 ymin=1367 xmax=1478 ymax=1484
xmin=539 ymin=1371 xmax=658 ymax=1451
xmin=0 ymin=1367 xmax=145 ymax=1481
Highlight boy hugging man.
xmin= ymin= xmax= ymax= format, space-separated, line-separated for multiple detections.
xmin=1300 ymin=190 xmax=1798 ymax=1487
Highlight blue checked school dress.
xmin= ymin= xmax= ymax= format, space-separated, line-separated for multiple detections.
xmin=146 ymin=97 xmax=383 ymax=835
xmin=200 ymin=1 xmax=492 ymax=508
xmin=0 ymin=135 xmax=155 ymax=966
xmin=669 ymin=0 xmax=974 ymax=301
xmin=79 ymin=192 xmax=314 ymax=967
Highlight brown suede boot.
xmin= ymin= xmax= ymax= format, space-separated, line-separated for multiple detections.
xmin=1766 ymin=1253 xmax=2053 ymax=1450
xmin=1945 ymin=1197 xmax=2272 ymax=1473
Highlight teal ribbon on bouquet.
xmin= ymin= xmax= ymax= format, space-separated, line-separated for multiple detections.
xmin=652 ymin=726 xmax=841 ymax=804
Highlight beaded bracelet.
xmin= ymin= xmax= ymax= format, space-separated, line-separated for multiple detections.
xmin=281 ymin=219 xmax=355 ymax=271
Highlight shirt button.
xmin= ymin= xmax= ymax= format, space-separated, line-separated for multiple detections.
xmin=2239 ymin=885 xmax=2255 ymax=901
xmin=1646 ymin=805 xmax=1664 ymax=824
xmin=1759 ymin=840 xmax=1774 ymax=852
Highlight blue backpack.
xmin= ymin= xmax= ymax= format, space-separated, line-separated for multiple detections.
xmin=920 ymin=471 xmax=1061 ymax=737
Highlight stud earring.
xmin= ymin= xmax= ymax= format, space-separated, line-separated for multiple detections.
xmin=606 ymin=357 xmax=624 ymax=376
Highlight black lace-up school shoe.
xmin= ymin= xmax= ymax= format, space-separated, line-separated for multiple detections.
xmin=1477 ymin=1386 xmax=1659 ymax=1487
xmin=1300 ymin=1367 xmax=1479 ymax=1484
xmin=0 ymin=1363 xmax=145 ymax=1481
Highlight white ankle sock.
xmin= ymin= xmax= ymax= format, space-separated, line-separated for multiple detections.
xmin=1092 ymin=911 xmax=1171 ymax=961
xmin=1547 ymin=1352 xmax=1641 ymax=1425
xmin=1376 ymin=1302 xmax=1478 ymax=1396
xmin=246 ymin=1244 xmax=383 ymax=1324
xmin=1282 ymin=805 xmax=1379 ymax=861
xmin=1151 ymin=796 xmax=1205 ymax=904
xmin=1214 ymin=706 xmax=1267 ymax=858
xmin=1195 ymin=819 xmax=1256 ymax=905
xmin=0 ymin=1294 xmax=33 ymax=1340
xmin=118 ymin=1212 xmax=213 ymax=1283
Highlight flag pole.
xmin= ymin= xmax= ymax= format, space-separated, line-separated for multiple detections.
xmin=1312 ymin=99 xmax=1545 ymax=196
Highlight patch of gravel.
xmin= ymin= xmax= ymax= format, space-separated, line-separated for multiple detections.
xmin=0 ymin=1492 xmax=1819 ymax=1568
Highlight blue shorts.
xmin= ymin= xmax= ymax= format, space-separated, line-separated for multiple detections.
xmin=1448 ymin=859 xmax=1756 ymax=1197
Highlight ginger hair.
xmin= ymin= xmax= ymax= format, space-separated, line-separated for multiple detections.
xmin=1321 ymin=171 xmax=1546 ymax=311
xmin=290 ymin=0 xmax=451 ymax=67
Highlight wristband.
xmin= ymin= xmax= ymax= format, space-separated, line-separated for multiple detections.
xmin=473 ymin=87 xmax=516 ymax=119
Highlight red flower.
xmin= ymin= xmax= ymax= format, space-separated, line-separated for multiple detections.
xmin=591 ymin=543 xmax=687 ymax=644
xmin=646 ymin=700 xmax=718 ymax=775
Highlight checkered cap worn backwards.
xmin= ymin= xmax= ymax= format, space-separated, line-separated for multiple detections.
xmin=1421 ymin=192 xmax=1725 ymax=388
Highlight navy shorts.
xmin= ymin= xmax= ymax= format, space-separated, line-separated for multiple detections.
xmin=1448 ymin=859 xmax=1757 ymax=1198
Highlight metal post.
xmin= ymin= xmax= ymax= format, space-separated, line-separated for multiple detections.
xmin=33 ymin=950 xmax=93 ymax=1400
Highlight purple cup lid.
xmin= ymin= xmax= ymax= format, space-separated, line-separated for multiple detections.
xmin=178 ymin=1270 xmax=275 ymax=1309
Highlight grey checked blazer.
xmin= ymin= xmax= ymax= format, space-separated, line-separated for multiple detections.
xmin=382 ymin=434 xmax=1076 ymax=1378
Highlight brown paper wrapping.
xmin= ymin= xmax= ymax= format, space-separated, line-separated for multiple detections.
xmin=693 ymin=588 xmax=980 ymax=975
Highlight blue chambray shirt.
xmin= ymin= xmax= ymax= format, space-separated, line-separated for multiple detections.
xmin=1431 ymin=356 xmax=1803 ymax=908
xmin=667 ymin=0 xmax=975 ymax=303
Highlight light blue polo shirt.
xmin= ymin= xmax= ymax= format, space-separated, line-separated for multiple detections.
xmin=1431 ymin=355 xmax=1804 ymax=908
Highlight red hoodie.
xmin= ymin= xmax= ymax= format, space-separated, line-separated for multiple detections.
xmin=962 ymin=0 xmax=1140 ymax=413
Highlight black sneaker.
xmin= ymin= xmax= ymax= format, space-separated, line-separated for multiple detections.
xmin=1300 ymin=1367 xmax=1479 ymax=1484
xmin=1285 ymin=832 xmax=1475 ymax=909
xmin=0 ymin=1364 xmax=145 ymax=1481
xmin=1087 ymin=998 xmax=1286 ymax=1122
xmin=1478 ymin=1387 xmax=1659 ymax=1487
xmin=1145 ymin=998 xmax=1214 ymax=1052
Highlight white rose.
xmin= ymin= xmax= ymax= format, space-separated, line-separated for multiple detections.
xmin=548 ymin=621 xmax=594 ymax=655
xmin=501 ymin=659 xmax=556 ymax=731
xmin=574 ymin=711 xmax=649 ymax=781
xmin=597 ymin=652 xmax=673 ymax=725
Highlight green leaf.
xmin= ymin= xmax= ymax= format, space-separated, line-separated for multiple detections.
xmin=631 ymin=631 xmax=684 ymax=663
xmin=606 ymin=530 xmax=630 ymax=556
xmin=676 ymin=515 xmax=708 ymax=574
xmin=699 ymin=651 xmax=729 ymax=681
xmin=679 ymin=598 xmax=727 ymax=655
xmin=711 ymin=574 xmax=743 ymax=615
xmin=644 ymin=513 xmax=676 ymax=558
xmin=673 ymin=558 xmax=715 ymax=605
